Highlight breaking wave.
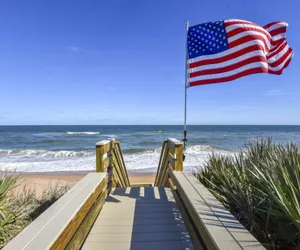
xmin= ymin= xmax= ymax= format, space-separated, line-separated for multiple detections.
xmin=0 ymin=149 xmax=93 ymax=158
xmin=0 ymin=144 xmax=233 ymax=173
xmin=66 ymin=131 xmax=100 ymax=135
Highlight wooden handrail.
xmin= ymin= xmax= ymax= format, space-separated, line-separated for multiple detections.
xmin=3 ymin=173 xmax=108 ymax=250
xmin=96 ymin=139 xmax=130 ymax=188
xmin=154 ymin=138 xmax=183 ymax=186
xmin=154 ymin=138 xmax=265 ymax=249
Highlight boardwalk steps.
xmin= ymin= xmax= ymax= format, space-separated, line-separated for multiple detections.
xmin=82 ymin=187 xmax=193 ymax=250
xmin=4 ymin=138 xmax=265 ymax=250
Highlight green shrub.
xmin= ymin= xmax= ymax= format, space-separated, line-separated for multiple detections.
xmin=196 ymin=139 xmax=300 ymax=249
xmin=0 ymin=175 xmax=69 ymax=249
xmin=0 ymin=173 xmax=28 ymax=248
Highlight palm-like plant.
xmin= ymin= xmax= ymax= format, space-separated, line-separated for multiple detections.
xmin=0 ymin=173 xmax=28 ymax=248
xmin=196 ymin=139 xmax=300 ymax=249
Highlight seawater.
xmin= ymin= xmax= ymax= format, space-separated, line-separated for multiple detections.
xmin=1 ymin=125 xmax=300 ymax=173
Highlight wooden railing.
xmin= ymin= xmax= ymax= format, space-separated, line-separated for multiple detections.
xmin=3 ymin=173 xmax=108 ymax=250
xmin=96 ymin=139 xmax=130 ymax=188
xmin=154 ymin=138 xmax=183 ymax=187
xmin=155 ymin=138 xmax=265 ymax=250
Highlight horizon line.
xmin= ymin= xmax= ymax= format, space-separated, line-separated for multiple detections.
xmin=1 ymin=124 xmax=300 ymax=126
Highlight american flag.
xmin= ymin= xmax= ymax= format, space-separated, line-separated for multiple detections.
xmin=187 ymin=19 xmax=294 ymax=87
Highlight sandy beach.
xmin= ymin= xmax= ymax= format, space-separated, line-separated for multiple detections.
xmin=14 ymin=171 xmax=156 ymax=196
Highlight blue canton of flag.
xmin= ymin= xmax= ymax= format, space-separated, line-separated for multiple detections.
xmin=187 ymin=21 xmax=229 ymax=59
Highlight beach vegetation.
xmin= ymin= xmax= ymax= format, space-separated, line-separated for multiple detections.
xmin=196 ymin=139 xmax=300 ymax=249
xmin=0 ymin=173 xmax=69 ymax=248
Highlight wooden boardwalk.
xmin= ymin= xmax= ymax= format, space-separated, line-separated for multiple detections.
xmin=82 ymin=187 xmax=194 ymax=250
xmin=4 ymin=139 xmax=265 ymax=250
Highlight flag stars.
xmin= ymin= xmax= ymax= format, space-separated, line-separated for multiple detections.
xmin=187 ymin=21 xmax=228 ymax=58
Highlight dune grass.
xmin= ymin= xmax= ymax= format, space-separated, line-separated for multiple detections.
xmin=0 ymin=173 xmax=69 ymax=248
xmin=195 ymin=139 xmax=300 ymax=249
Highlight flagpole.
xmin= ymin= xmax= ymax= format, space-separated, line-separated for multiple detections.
xmin=183 ymin=20 xmax=189 ymax=150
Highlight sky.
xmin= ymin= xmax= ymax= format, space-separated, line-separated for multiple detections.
xmin=0 ymin=0 xmax=299 ymax=125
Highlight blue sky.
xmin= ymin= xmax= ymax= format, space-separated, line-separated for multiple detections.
xmin=0 ymin=0 xmax=299 ymax=125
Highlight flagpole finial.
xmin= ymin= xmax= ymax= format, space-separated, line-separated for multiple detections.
xmin=186 ymin=20 xmax=189 ymax=31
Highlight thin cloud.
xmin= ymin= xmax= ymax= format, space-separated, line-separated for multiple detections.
xmin=223 ymin=105 xmax=256 ymax=111
xmin=106 ymin=86 xmax=115 ymax=90
xmin=69 ymin=46 xmax=101 ymax=55
xmin=264 ymin=89 xmax=292 ymax=96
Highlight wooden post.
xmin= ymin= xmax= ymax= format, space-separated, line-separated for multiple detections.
xmin=96 ymin=140 xmax=110 ymax=172
xmin=174 ymin=142 xmax=184 ymax=171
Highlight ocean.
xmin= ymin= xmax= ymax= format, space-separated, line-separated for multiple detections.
xmin=1 ymin=125 xmax=300 ymax=173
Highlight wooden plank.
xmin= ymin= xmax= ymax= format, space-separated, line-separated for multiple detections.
xmin=100 ymin=204 xmax=179 ymax=214
xmin=168 ymin=152 xmax=176 ymax=168
xmin=154 ymin=140 xmax=168 ymax=186
xmin=170 ymin=171 xmax=265 ymax=250
xmin=66 ymin=189 xmax=108 ymax=250
xmin=167 ymin=138 xmax=183 ymax=153
xmin=94 ymin=218 xmax=185 ymax=226
xmin=101 ymin=153 xmax=113 ymax=170
xmin=174 ymin=143 xmax=183 ymax=171
xmin=96 ymin=140 xmax=112 ymax=172
xmin=155 ymin=147 xmax=169 ymax=186
xmin=82 ymin=241 xmax=193 ymax=250
xmin=112 ymin=156 xmax=126 ymax=187
xmin=85 ymin=232 xmax=191 ymax=243
xmin=171 ymin=190 xmax=205 ymax=250
xmin=108 ymin=187 xmax=175 ymax=202
xmin=95 ymin=211 xmax=183 ymax=220
xmin=50 ymin=174 xmax=108 ymax=249
xmin=82 ymin=187 xmax=193 ymax=249
xmin=96 ymin=140 xmax=112 ymax=152
xmin=130 ymin=182 xmax=152 ymax=187
xmin=158 ymin=152 xmax=171 ymax=187
xmin=3 ymin=173 xmax=107 ymax=250
xmin=183 ymin=173 xmax=265 ymax=250
xmin=87 ymin=224 xmax=190 ymax=234
xmin=168 ymin=177 xmax=176 ymax=190
xmin=113 ymin=145 xmax=130 ymax=186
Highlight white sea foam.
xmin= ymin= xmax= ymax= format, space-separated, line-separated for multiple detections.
xmin=0 ymin=149 xmax=93 ymax=158
xmin=0 ymin=145 xmax=233 ymax=173
xmin=66 ymin=131 xmax=100 ymax=135
xmin=102 ymin=134 xmax=117 ymax=138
